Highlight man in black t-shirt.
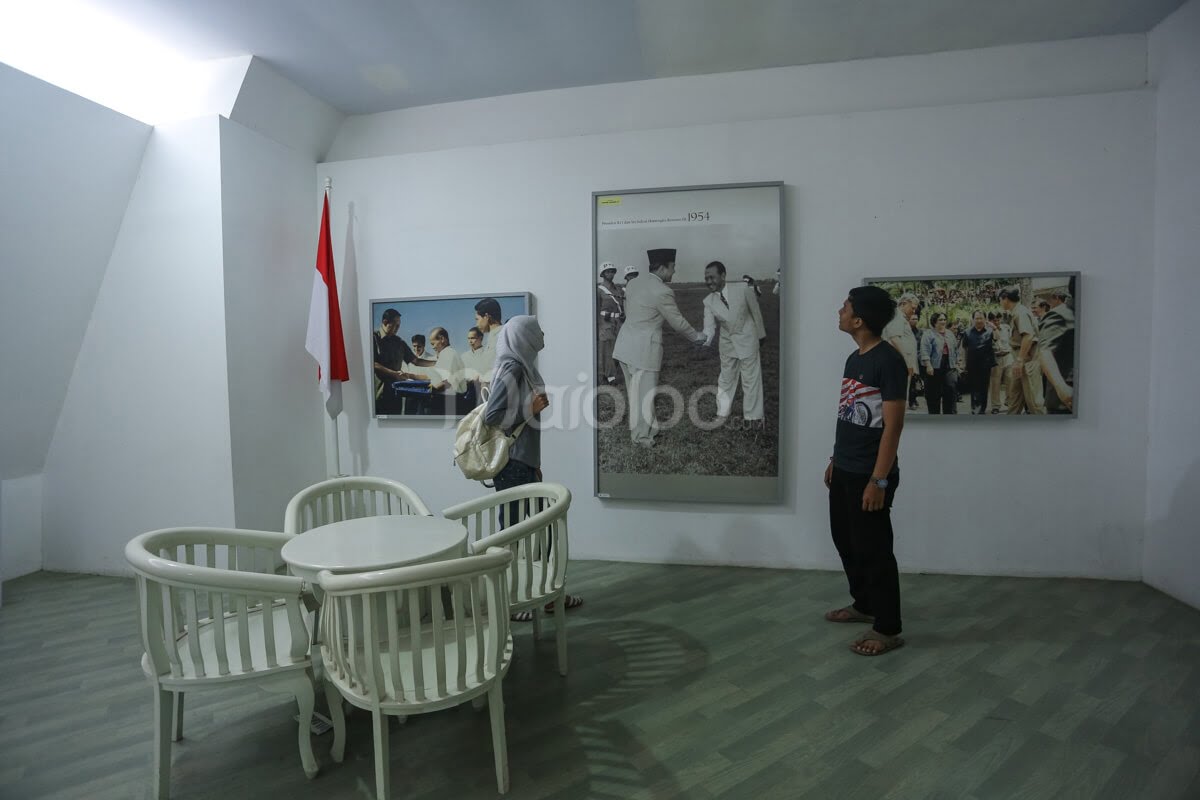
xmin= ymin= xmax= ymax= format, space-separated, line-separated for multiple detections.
xmin=823 ymin=286 xmax=908 ymax=656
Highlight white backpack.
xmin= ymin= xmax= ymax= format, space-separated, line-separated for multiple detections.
xmin=453 ymin=403 xmax=527 ymax=481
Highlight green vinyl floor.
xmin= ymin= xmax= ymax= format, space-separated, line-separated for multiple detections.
xmin=1 ymin=562 xmax=1197 ymax=799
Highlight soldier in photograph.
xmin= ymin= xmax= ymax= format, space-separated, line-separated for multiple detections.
xmin=987 ymin=311 xmax=1012 ymax=414
xmin=998 ymin=286 xmax=1047 ymax=414
xmin=596 ymin=262 xmax=624 ymax=385
xmin=882 ymin=293 xmax=919 ymax=408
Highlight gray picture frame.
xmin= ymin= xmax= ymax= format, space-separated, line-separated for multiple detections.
xmin=863 ymin=272 xmax=1080 ymax=419
xmin=368 ymin=291 xmax=533 ymax=420
xmin=592 ymin=181 xmax=785 ymax=503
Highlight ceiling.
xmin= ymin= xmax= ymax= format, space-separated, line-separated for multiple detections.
xmin=86 ymin=0 xmax=1186 ymax=114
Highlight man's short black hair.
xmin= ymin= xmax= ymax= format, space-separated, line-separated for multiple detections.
xmin=467 ymin=326 xmax=482 ymax=338
xmin=705 ymin=260 xmax=727 ymax=276
xmin=474 ymin=297 xmax=502 ymax=323
xmin=382 ymin=308 xmax=400 ymax=324
xmin=410 ymin=334 xmax=426 ymax=347
xmin=847 ymin=286 xmax=897 ymax=337
xmin=998 ymin=286 xmax=1021 ymax=303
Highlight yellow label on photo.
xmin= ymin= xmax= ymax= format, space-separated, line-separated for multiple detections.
xmin=598 ymin=197 xmax=621 ymax=205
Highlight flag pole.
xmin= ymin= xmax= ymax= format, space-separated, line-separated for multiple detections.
xmin=324 ymin=176 xmax=343 ymax=477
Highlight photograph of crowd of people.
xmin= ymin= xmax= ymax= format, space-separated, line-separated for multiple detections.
xmin=593 ymin=183 xmax=783 ymax=502
xmin=369 ymin=293 xmax=531 ymax=418
xmin=865 ymin=274 xmax=1078 ymax=417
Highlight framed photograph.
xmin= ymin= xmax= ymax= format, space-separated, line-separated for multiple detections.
xmin=592 ymin=182 xmax=784 ymax=503
xmin=369 ymin=292 xmax=532 ymax=419
xmin=863 ymin=273 xmax=1079 ymax=418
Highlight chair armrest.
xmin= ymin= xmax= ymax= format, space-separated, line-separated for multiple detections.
xmin=129 ymin=554 xmax=306 ymax=596
xmin=316 ymin=548 xmax=512 ymax=594
xmin=441 ymin=482 xmax=566 ymax=520
xmin=468 ymin=512 xmax=556 ymax=553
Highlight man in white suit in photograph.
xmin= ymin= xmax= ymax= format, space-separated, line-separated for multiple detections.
xmin=701 ymin=260 xmax=766 ymax=425
xmin=612 ymin=248 xmax=705 ymax=448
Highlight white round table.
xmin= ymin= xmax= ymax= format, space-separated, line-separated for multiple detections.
xmin=282 ymin=515 xmax=468 ymax=584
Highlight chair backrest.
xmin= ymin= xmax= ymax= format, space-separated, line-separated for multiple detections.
xmin=441 ymin=482 xmax=572 ymax=606
xmin=317 ymin=548 xmax=513 ymax=705
xmin=284 ymin=476 xmax=433 ymax=535
xmin=125 ymin=527 xmax=310 ymax=681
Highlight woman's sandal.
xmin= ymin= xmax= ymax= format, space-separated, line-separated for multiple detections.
xmin=849 ymin=630 xmax=905 ymax=656
xmin=543 ymin=595 xmax=584 ymax=614
xmin=824 ymin=606 xmax=874 ymax=624
xmin=511 ymin=595 xmax=584 ymax=622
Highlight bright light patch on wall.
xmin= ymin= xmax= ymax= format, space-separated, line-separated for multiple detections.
xmin=0 ymin=0 xmax=211 ymax=124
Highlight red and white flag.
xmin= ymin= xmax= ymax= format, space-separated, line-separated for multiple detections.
xmin=305 ymin=192 xmax=349 ymax=416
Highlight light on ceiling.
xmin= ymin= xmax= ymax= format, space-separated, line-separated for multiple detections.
xmin=0 ymin=0 xmax=209 ymax=124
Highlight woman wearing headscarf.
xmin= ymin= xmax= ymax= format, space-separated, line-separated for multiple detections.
xmin=481 ymin=315 xmax=583 ymax=619
xmin=919 ymin=312 xmax=960 ymax=414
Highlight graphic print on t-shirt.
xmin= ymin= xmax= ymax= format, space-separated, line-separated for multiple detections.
xmin=839 ymin=377 xmax=884 ymax=428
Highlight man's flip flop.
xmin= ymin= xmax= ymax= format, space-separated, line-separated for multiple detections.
xmin=824 ymin=606 xmax=874 ymax=624
xmin=849 ymin=630 xmax=905 ymax=656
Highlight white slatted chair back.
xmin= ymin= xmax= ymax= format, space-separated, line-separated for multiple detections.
xmin=441 ymin=483 xmax=572 ymax=675
xmin=317 ymin=548 xmax=515 ymax=797
xmin=284 ymin=476 xmax=432 ymax=535
xmin=125 ymin=527 xmax=337 ymax=795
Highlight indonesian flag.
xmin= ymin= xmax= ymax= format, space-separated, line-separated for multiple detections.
xmin=305 ymin=193 xmax=349 ymax=416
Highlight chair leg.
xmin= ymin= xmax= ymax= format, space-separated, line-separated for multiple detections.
xmin=171 ymin=691 xmax=185 ymax=741
xmin=531 ymin=606 xmax=542 ymax=641
xmin=555 ymin=599 xmax=568 ymax=677
xmin=153 ymin=687 xmax=173 ymax=800
xmin=372 ymin=709 xmax=391 ymax=800
xmin=292 ymin=675 xmax=320 ymax=779
xmin=487 ymin=682 xmax=509 ymax=794
xmin=323 ymin=680 xmax=346 ymax=764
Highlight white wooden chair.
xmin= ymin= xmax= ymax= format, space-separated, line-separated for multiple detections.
xmin=284 ymin=476 xmax=432 ymax=535
xmin=317 ymin=548 xmax=515 ymax=799
xmin=125 ymin=527 xmax=342 ymax=799
xmin=441 ymin=482 xmax=572 ymax=676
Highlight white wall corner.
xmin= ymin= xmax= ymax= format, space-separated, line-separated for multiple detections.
xmin=0 ymin=474 xmax=45 ymax=582
xmin=196 ymin=55 xmax=254 ymax=120
xmin=228 ymin=56 xmax=345 ymax=162
xmin=1143 ymin=0 xmax=1200 ymax=611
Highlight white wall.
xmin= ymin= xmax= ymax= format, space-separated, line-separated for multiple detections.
xmin=42 ymin=118 xmax=236 ymax=576
xmin=229 ymin=57 xmax=344 ymax=162
xmin=219 ymin=117 xmax=328 ymax=531
xmin=0 ymin=63 xmax=150 ymax=481
xmin=327 ymin=37 xmax=1146 ymax=161
xmin=1145 ymin=0 xmax=1200 ymax=608
xmin=321 ymin=42 xmax=1154 ymax=580
xmin=0 ymin=474 xmax=43 ymax=583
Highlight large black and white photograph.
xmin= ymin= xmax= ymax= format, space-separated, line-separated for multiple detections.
xmin=370 ymin=292 xmax=532 ymax=419
xmin=865 ymin=273 xmax=1079 ymax=417
xmin=593 ymin=183 xmax=783 ymax=503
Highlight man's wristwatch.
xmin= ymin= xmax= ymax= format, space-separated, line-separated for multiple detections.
xmin=870 ymin=476 xmax=889 ymax=489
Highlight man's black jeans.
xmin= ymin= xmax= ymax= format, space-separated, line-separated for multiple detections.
xmin=829 ymin=466 xmax=902 ymax=636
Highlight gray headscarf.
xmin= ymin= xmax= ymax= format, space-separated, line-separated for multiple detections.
xmin=494 ymin=315 xmax=545 ymax=393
